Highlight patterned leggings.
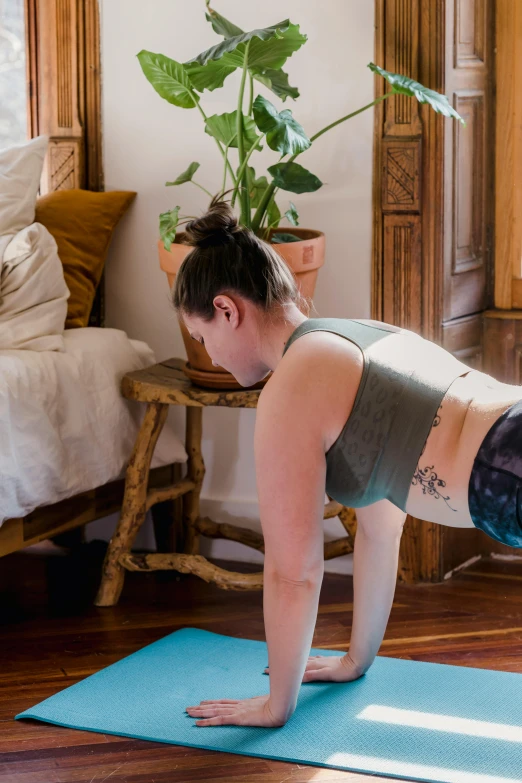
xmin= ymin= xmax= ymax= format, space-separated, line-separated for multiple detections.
xmin=468 ymin=398 xmax=522 ymax=547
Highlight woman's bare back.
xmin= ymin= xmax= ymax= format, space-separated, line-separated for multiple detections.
xmin=279 ymin=329 xmax=522 ymax=529
xmin=407 ymin=369 xmax=522 ymax=527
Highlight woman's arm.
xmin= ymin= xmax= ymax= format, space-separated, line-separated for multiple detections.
xmin=254 ymin=369 xmax=330 ymax=724
xmin=347 ymin=499 xmax=407 ymax=674
xmin=262 ymin=567 xmax=323 ymax=723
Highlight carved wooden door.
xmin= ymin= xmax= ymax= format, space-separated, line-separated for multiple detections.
xmin=373 ymin=0 xmax=495 ymax=582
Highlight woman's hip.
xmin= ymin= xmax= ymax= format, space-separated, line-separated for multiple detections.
xmin=468 ymin=398 xmax=522 ymax=547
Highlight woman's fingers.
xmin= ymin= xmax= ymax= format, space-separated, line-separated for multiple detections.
xmin=188 ymin=706 xmax=244 ymax=727
xmin=198 ymin=699 xmax=239 ymax=705
xmin=304 ymin=659 xmax=328 ymax=670
xmin=264 ymin=662 xmax=331 ymax=680
xmin=187 ymin=707 xmax=236 ymax=717
xmin=265 ymin=655 xmax=323 ymax=674
xmin=186 ymin=699 xmax=238 ymax=708
xmin=302 ymin=667 xmax=330 ymax=682
xmin=195 ymin=715 xmax=232 ymax=726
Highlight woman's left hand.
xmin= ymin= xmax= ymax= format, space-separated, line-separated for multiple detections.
xmin=265 ymin=652 xmax=365 ymax=683
xmin=185 ymin=694 xmax=286 ymax=727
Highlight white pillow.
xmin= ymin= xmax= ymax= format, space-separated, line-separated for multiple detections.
xmin=0 ymin=223 xmax=69 ymax=351
xmin=0 ymin=135 xmax=49 ymax=237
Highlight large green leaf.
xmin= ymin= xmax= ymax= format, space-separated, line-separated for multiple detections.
xmin=184 ymin=21 xmax=306 ymax=93
xmin=183 ymin=57 xmax=236 ymax=93
xmin=285 ymin=201 xmax=299 ymax=226
xmin=165 ymin=161 xmax=200 ymax=187
xmin=368 ymin=63 xmax=466 ymax=124
xmin=186 ymin=20 xmax=291 ymax=67
xmin=137 ymin=50 xmax=197 ymax=108
xmin=198 ymin=7 xmax=299 ymax=101
xmin=247 ymin=23 xmax=306 ymax=71
xmin=251 ymin=67 xmax=299 ymax=101
xmin=186 ymin=53 xmax=300 ymax=100
xmin=268 ymin=162 xmax=323 ymax=194
xmin=184 ymin=15 xmax=300 ymax=101
xmin=272 ymin=231 xmax=300 ymax=243
xmin=244 ymin=167 xmax=269 ymax=208
xmin=160 ymin=206 xmax=181 ymax=251
xmin=253 ymin=95 xmax=310 ymax=155
xmin=205 ymin=111 xmax=261 ymax=148
xmin=205 ymin=2 xmax=242 ymax=37
xmin=266 ymin=197 xmax=281 ymax=228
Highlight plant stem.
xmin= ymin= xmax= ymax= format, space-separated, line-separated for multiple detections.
xmin=235 ymin=133 xmax=265 ymax=188
xmin=309 ymin=91 xmax=394 ymax=143
xmin=191 ymin=181 xmax=213 ymax=198
xmin=222 ymin=143 xmax=230 ymax=196
xmin=251 ymin=181 xmax=277 ymax=233
xmin=237 ymin=41 xmax=251 ymax=225
xmin=248 ymin=73 xmax=254 ymax=115
xmin=251 ymin=91 xmax=395 ymax=233
xmin=231 ymin=132 xmax=265 ymax=209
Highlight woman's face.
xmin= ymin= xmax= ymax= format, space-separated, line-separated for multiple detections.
xmin=182 ymin=295 xmax=271 ymax=387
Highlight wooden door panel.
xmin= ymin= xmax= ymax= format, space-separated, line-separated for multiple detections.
xmin=454 ymin=0 xmax=487 ymax=70
xmin=441 ymin=312 xmax=483 ymax=370
xmin=443 ymin=0 xmax=493 ymax=323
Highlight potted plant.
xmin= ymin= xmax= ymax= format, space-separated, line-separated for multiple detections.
xmin=138 ymin=2 xmax=464 ymax=389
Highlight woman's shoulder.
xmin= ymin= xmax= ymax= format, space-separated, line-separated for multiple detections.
xmin=276 ymin=329 xmax=363 ymax=389
xmin=258 ymin=330 xmax=364 ymax=449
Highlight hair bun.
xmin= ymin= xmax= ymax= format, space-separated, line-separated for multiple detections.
xmin=185 ymin=196 xmax=241 ymax=248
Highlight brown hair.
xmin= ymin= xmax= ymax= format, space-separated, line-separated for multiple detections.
xmin=172 ymin=196 xmax=309 ymax=321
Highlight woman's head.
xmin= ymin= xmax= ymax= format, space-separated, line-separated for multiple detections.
xmin=172 ymin=196 xmax=309 ymax=386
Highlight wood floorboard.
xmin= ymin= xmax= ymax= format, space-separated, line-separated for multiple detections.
xmin=1 ymin=541 xmax=522 ymax=781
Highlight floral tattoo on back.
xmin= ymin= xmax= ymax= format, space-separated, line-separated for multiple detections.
xmin=411 ymin=403 xmax=457 ymax=511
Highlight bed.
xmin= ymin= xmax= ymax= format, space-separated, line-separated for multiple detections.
xmin=0 ymin=135 xmax=187 ymax=557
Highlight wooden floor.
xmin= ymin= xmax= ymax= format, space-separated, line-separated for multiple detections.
xmin=2 ymin=541 xmax=522 ymax=782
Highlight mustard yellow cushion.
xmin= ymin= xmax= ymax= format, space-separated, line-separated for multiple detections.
xmin=35 ymin=189 xmax=137 ymax=328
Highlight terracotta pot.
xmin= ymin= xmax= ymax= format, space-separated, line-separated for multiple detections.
xmin=158 ymin=228 xmax=325 ymax=389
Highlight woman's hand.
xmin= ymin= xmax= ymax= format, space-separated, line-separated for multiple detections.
xmin=264 ymin=652 xmax=366 ymax=683
xmin=185 ymin=694 xmax=287 ymax=728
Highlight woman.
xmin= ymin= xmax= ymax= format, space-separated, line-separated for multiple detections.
xmin=180 ymin=198 xmax=522 ymax=729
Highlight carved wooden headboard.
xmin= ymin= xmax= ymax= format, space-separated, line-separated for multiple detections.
xmin=25 ymin=0 xmax=104 ymax=325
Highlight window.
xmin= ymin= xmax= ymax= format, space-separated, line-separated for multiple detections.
xmin=0 ymin=0 xmax=27 ymax=149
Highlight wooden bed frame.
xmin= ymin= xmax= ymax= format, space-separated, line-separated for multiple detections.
xmin=0 ymin=464 xmax=183 ymax=558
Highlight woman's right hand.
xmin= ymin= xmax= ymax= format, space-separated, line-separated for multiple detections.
xmin=264 ymin=652 xmax=368 ymax=683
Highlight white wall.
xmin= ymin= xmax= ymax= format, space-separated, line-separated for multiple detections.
xmin=94 ymin=0 xmax=375 ymax=573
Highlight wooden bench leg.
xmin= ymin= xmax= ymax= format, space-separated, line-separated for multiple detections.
xmin=183 ymin=406 xmax=205 ymax=556
xmin=94 ymin=402 xmax=169 ymax=606
xmin=337 ymin=504 xmax=358 ymax=543
xmin=151 ymin=463 xmax=184 ymax=553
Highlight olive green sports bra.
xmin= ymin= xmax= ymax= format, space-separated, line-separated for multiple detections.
xmin=282 ymin=317 xmax=471 ymax=511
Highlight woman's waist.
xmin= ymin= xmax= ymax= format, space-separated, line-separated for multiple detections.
xmin=456 ymin=371 xmax=522 ymax=460
xmin=429 ymin=370 xmax=522 ymax=461
xmin=404 ymin=371 xmax=522 ymax=524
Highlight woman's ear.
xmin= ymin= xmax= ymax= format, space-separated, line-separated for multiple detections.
xmin=214 ymin=294 xmax=240 ymax=327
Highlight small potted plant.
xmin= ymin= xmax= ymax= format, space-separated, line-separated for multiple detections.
xmin=138 ymin=2 xmax=464 ymax=389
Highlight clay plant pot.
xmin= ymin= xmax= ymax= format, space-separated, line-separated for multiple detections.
xmin=158 ymin=227 xmax=325 ymax=390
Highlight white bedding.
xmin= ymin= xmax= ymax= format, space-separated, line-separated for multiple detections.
xmin=0 ymin=136 xmax=186 ymax=524
xmin=0 ymin=223 xmax=69 ymax=352
xmin=0 ymin=327 xmax=187 ymax=524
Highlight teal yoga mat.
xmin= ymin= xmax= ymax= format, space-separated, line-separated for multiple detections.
xmin=15 ymin=627 xmax=522 ymax=783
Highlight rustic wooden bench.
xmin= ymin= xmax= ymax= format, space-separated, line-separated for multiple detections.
xmin=94 ymin=358 xmax=357 ymax=606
